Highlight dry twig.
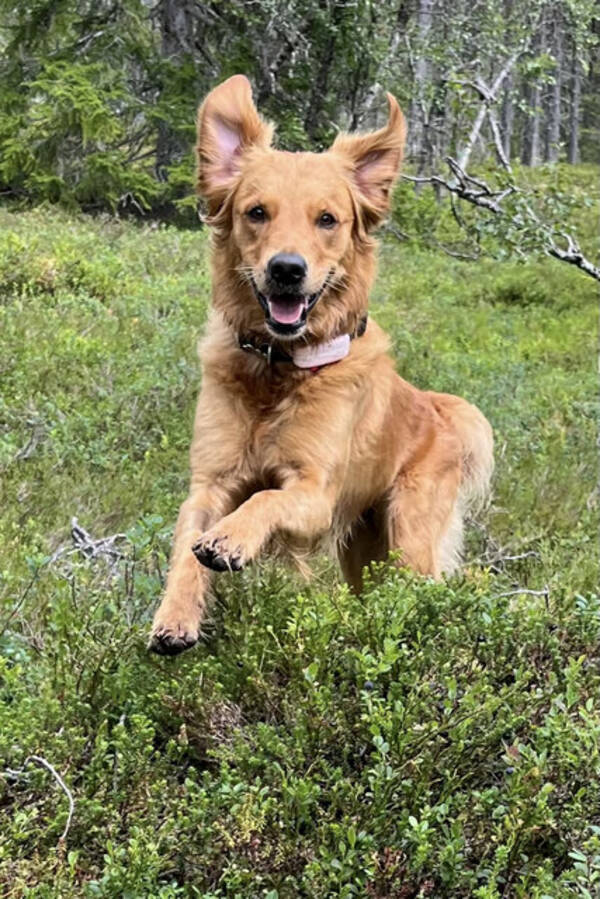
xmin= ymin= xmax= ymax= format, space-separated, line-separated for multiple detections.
xmin=494 ymin=586 xmax=550 ymax=600
xmin=2 ymin=755 xmax=75 ymax=845
xmin=401 ymin=157 xmax=600 ymax=282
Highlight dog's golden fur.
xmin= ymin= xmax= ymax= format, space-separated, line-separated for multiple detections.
xmin=149 ymin=75 xmax=493 ymax=655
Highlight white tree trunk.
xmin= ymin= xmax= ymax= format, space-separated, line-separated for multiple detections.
xmin=502 ymin=71 xmax=515 ymax=161
xmin=521 ymin=18 xmax=545 ymax=167
xmin=546 ymin=10 xmax=563 ymax=162
xmin=409 ymin=0 xmax=434 ymax=170
xmin=568 ymin=51 xmax=581 ymax=164
xmin=457 ymin=53 xmax=519 ymax=171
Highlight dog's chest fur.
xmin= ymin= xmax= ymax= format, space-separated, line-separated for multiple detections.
xmin=211 ymin=359 xmax=346 ymax=481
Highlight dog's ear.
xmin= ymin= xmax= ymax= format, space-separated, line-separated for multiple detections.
xmin=332 ymin=93 xmax=406 ymax=231
xmin=196 ymin=75 xmax=273 ymax=213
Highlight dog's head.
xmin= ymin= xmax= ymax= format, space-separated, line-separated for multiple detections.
xmin=197 ymin=75 xmax=406 ymax=342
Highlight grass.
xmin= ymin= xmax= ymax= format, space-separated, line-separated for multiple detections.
xmin=0 ymin=187 xmax=598 ymax=897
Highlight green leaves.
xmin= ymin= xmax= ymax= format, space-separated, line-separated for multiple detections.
xmin=0 ymin=207 xmax=597 ymax=896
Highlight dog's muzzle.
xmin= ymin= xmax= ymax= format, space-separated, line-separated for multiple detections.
xmin=251 ymin=267 xmax=330 ymax=338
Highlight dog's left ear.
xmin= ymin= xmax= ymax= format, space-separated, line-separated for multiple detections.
xmin=197 ymin=75 xmax=273 ymax=214
xmin=332 ymin=94 xmax=406 ymax=230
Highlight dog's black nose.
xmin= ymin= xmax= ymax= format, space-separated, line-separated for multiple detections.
xmin=267 ymin=253 xmax=307 ymax=288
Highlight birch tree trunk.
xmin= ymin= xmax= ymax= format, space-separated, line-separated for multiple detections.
xmin=521 ymin=85 xmax=540 ymax=163
xmin=546 ymin=10 xmax=563 ymax=163
xmin=529 ymin=82 xmax=542 ymax=166
xmin=501 ymin=71 xmax=515 ymax=162
xmin=568 ymin=50 xmax=581 ymax=164
xmin=500 ymin=0 xmax=515 ymax=162
xmin=409 ymin=0 xmax=433 ymax=171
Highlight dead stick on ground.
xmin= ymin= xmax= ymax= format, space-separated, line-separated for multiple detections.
xmin=494 ymin=586 xmax=550 ymax=599
xmin=24 ymin=755 xmax=75 ymax=844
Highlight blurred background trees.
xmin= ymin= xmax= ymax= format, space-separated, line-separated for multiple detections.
xmin=0 ymin=0 xmax=598 ymax=221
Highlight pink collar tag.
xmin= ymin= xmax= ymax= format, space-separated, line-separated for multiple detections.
xmin=292 ymin=333 xmax=351 ymax=369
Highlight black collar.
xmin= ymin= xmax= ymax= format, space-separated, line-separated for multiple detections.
xmin=238 ymin=315 xmax=368 ymax=367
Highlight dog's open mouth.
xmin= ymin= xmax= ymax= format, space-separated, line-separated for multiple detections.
xmin=251 ymin=278 xmax=329 ymax=337
xmin=267 ymin=295 xmax=307 ymax=326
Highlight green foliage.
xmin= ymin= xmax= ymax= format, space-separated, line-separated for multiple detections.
xmin=0 ymin=57 xmax=167 ymax=212
xmin=0 ymin=0 xmax=598 ymax=220
xmin=0 ymin=202 xmax=597 ymax=896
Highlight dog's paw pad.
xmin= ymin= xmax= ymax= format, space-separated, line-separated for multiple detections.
xmin=148 ymin=626 xmax=198 ymax=656
xmin=191 ymin=537 xmax=243 ymax=572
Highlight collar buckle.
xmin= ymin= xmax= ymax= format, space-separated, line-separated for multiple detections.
xmin=239 ymin=340 xmax=273 ymax=365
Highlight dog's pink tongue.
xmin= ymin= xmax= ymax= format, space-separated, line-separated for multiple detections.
xmin=268 ymin=298 xmax=304 ymax=324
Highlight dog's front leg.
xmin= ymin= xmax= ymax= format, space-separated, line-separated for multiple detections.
xmin=193 ymin=476 xmax=334 ymax=572
xmin=148 ymin=483 xmax=234 ymax=655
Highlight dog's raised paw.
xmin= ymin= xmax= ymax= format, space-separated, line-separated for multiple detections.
xmin=191 ymin=535 xmax=244 ymax=572
xmin=148 ymin=625 xmax=198 ymax=656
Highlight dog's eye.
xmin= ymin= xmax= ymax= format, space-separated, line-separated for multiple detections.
xmin=247 ymin=205 xmax=266 ymax=223
xmin=318 ymin=212 xmax=337 ymax=229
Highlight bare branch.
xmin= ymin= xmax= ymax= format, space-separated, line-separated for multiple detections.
xmin=384 ymin=223 xmax=410 ymax=242
xmin=494 ymin=586 xmax=549 ymax=600
xmin=29 ymin=756 xmax=75 ymax=843
xmin=429 ymin=241 xmax=480 ymax=261
xmin=403 ymin=156 xmax=514 ymax=214
xmin=0 ymin=570 xmax=40 ymax=638
xmin=70 ymin=517 xmax=127 ymax=566
xmin=547 ymin=234 xmax=600 ymax=281
xmin=2 ymin=756 xmax=75 ymax=845
xmin=402 ymin=157 xmax=600 ymax=283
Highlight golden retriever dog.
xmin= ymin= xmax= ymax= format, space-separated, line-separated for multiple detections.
xmin=149 ymin=75 xmax=493 ymax=655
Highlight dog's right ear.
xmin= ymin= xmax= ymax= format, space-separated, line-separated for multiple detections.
xmin=196 ymin=75 xmax=273 ymax=213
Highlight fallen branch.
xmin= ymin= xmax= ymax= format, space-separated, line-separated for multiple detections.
xmin=46 ymin=517 xmax=127 ymax=572
xmin=401 ymin=157 xmax=600 ymax=283
xmin=403 ymin=156 xmax=515 ymax=214
xmin=2 ymin=755 xmax=75 ymax=845
xmin=70 ymin=517 xmax=127 ymax=565
xmin=482 ymin=550 xmax=540 ymax=575
xmin=547 ymin=231 xmax=600 ymax=282
xmin=0 ymin=519 xmax=129 ymax=637
xmin=494 ymin=586 xmax=549 ymax=600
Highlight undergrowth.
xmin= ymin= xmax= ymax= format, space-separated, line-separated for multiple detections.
xmin=0 ymin=196 xmax=597 ymax=897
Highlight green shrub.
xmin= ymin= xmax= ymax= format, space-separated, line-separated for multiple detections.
xmin=0 ymin=206 xmax=597 ymax=896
